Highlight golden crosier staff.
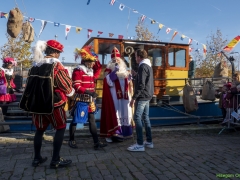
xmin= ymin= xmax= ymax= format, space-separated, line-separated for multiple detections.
xmin=124 ymin=46 xmax=135 ymax=127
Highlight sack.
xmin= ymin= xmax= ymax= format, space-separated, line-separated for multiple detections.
xmin=183 ymin=84 xmax=198 ymax=112
xmin=22 ymin=22 xmax=34 ymax=43
xmin=213 ymin=61 xmax=228 ymax=77
xmin=7 ymin=8 xmax=23 ymax=38
xmin=73 ymin=102 xmax=89 ymax=123
xmin=201 ymin=80 xmax=216 ymax=101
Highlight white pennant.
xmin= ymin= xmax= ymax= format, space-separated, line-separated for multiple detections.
xmin=65 ymin=25 xmax=71 ymax=40
xmin=38 ymin=20 xmax=47 ymax=38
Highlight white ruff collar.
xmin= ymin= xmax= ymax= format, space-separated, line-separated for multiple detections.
xmin=33 ymin=58 xmax=61 ymax=67
xmin=1 ymin=67 xmax=14 ymax=75
xmin=77 ymin=65 xmax=93 ymax=76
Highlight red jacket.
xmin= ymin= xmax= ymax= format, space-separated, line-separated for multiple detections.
xmin=72 ymin=60 xmax=101 ymax=94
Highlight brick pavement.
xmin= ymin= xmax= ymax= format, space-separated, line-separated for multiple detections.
xmin=0 ymin=127 xmax=240 ymax=180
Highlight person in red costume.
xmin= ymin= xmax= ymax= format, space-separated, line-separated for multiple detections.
xmin=20 ymin=40 xmax=74 ymax=168
xmin=100 ymin=47 xmax=134 ymax=143
xmin=0 ymin=57 xmax=17 ymax=115
xmin=68 ymin=46 xmax=107 ymax=150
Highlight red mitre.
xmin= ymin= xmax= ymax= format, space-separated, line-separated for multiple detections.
xmin=111 ymin=47 xmax=121 ymax=59
xmin=47 ymin=40 xmax=64 ymax=52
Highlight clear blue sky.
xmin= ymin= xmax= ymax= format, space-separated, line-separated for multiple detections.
xmin=1 ymin=0 xmax=240 ymax=64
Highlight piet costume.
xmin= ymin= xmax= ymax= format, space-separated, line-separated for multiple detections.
xmin=20 ymin=40 xmax=73 ymax=168
xmin=100 ymin=47 xmax=134 ymax=142
xmin=0 ymin=57 xmax=17 ymax=102
xmin=68 ymin=46 xmax=107 ymax=150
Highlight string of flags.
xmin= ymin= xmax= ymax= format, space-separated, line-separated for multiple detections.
xmin=0 ymin=10 xmax=125 ymax=40
xmin=108 ymin=0 xmax=208 ymax=56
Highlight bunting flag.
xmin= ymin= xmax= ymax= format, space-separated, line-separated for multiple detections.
xmin=110 ymin=0 xmax=115 ymax=5
xmin=97 ymin=31 xmax=103 ymax=37
xmin=181 ymin=35 xmax=186 ymax=40
xmin=87 ymin=0 xmax=91 ymax=5
xmin=128 ymin=37 xmax=134 ymax=39
xmin=166 ymin=28 xmax=171 ymax=34
xmin=28 ymin=17 xmax=35 ymax=22
xmin=188 ymin=38 xmax=192 ymax=44
xmin=76 ymin=27 xmax=82 ymax=33
xmin=196 ymin=41 xmax=199 ymax=45
xmin=109 ymin=33 xmax=114 ymax=37
xmin=65 ymin=25 xmax=71 ymax=40
xmin=0 ymin=12 xmax=8 ymax=18
xmin=132 ymin=9 xmax=138 ymax=13
xmin=223 ymin=36 xmax=240 ymax=52
xmin=38 ymin=20 xmax=47 ymax=38
xmin=119 ymin=4 xmax=125 ymax=11
xmin=151 ymin=20 xmax=156 ymax=24
xmin=141 ymin=15 xmax=146 ymax=22
xmin=170 ymin=31 xmax=178 ymax=42
xmin=54 ymin=22 xmax=60 ymax=27
xmin=202 ymin=44 xmax=207 ymax=55
xmin=189 ymin=47 xmax=193 ymax=52
xmin=157 ymin=24 xmax=164 ymax=34
xmin=87 ymin=29 xmax=93 ymax=38
xmin=118 ymin=35 xmax=123 ymax=39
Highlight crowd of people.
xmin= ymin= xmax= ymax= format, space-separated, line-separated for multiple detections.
xmin=10 ymin=39 xmax=154 ymax=168
xmin=215 ymin=73 xmax=240 ymax=124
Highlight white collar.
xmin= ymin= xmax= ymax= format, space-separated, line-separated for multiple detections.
xmin=139 ymin=58 xmax=152 ymax=67
xmin=77 ymin=65 xmax=93 ymax=76
xmin=33 ymin=58 xmax=62 ymax=67
xmin=1 ymin=67 xmax=14 ymax=75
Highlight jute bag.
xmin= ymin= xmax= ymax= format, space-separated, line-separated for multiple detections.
xmin=201 ymin=80 xmax=216 ymax=101
xmin=22 ymin=22 xmax=34 ymax=43
xmin=0 ymin=108 xmax=10 ymax=132
xmin=7 ymin=8 xmax=23 ymax=38
xmin=183 ymin=84 xmax=198 ymax=112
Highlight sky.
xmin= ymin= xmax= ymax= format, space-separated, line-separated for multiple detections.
xmin=1 ymin=0 xmax=240 ymax=66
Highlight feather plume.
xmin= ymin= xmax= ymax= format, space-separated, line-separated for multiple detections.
xmin=33 ymin=40 xmax=47 ymax=63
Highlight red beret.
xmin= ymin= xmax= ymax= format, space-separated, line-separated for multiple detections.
xmin=46 ymin=40 xmax=64 ymax=52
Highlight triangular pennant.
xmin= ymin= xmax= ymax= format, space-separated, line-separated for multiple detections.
xmin=118 ymin=35 xmax=123 ymax=39
xmin=188 ymin=38 xmax=192 ymax=44
xmin=28 ymin=17 xmax=35 ymax=22
xmin=181 ymin=35 xmax=186 ymax=40
xmin=109 ymin=33 xmax=114 ymax=37
xmin=141 ymin=15 xmax=146 ymax=22
xmin=110 ymin=0 xmax=115 ymax=5
xmin=151 ymin=20 xmax=156 ymax=24
xmin=202 ymin=44 xmax=207 ymax=55
xmin=171 ymin=31 xmax=178 ymax=42
xmin=87 ymin=0 xmax=91 ymax=5
xmin=119 ymin=4 xmax=125 ymax=11
xmin=38 ymin=20 xmax=47 ymax=38
xmin=76 ymin=27 xmax=82 ymax=33
xmin=0 ymin=12 xmax=8 ymax=19
xmin=166 ymin=28 xmax=171 ymax=34
xmin=132 ymin=9 xmax=138 ymax=13
xmin=88 ymin=29 xmax=93 ymax=38
xmin=54 ymin=22 xmax=60 ymax=27
xmin=65 ymin=25 xmax=71 ymax=40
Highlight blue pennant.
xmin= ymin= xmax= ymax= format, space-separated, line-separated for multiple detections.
xmin=87 ymin=0 xmax=91 ymax=5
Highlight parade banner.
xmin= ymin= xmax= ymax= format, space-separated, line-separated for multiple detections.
xmin=223 ymin=36 xmax=240 ymax=52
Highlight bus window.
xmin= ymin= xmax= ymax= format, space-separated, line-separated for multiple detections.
xmin=176 ymin=49 xmax=186 ymax=67
xmin=148 ymin=48 xmax=163 ymax=67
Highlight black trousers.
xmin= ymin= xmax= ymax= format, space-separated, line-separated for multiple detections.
xmin=69 ymin=113 xmax=98 ymax=144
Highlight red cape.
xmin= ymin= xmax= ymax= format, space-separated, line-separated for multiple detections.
xmin=100 ymin=78 xmax=120 ymax=137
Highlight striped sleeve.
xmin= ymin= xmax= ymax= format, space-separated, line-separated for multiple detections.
xmin=55 ymin=69 xmax=72 ymax=94
xmin=72 ymin=69 xmax=86 ymax=94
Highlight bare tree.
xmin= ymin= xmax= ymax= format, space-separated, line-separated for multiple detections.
xmin=135 ymin=18 xmax=156 ymax=41
xmin=195 ymin=29 xmax=228 ymax=77
xmin=0 ymin=33 xmax=33 ymax=69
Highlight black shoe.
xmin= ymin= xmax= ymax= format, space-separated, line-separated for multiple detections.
xmin=32 ymin=157 xmax=48 ymax=167
xmin=50 ymin=157 xmax=72 ymax=169
xmin=68 ymin=140 xmax=78 ymax=148
xmin=94 ymin=141 xmax=108 ymax=150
